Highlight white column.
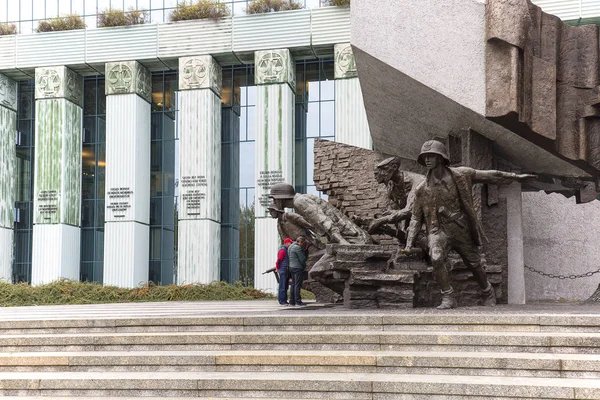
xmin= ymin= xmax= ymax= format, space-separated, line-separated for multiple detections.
xmin=31 ymin=67 xmax=83 ymax=285
xmin=103 ymin=61 xmax=151 ymax=288
xmin=177 ymin=56 xmax=222 ymax=284
xmin=500 ymin=181 xmax=526 ymax=304
xmin=254 ymin=49 xmax=295 ymax=293
xmin=334 ymin=43 xmax=372 ymax=149
xmin=0 ymin=74 xmax=17 ymax=281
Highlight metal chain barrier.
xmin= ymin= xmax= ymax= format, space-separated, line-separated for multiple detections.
xmin=525 ymin=265 xmax=600 ymax=280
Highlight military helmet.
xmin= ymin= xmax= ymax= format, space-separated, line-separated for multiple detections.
xmin=376 ymin=156 xmax=401 ymax=170
xmin=269 ymin=183 xmax=296 ymax=199
xmin=417 ymin=140 xmax=449 ymax=166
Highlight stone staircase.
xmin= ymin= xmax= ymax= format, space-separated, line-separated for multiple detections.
xmin=0 ymin=301 xmax=599 ymax=399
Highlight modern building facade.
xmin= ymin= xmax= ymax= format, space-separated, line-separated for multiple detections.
xmin=0 ymin=1 xmax=372 ymax=294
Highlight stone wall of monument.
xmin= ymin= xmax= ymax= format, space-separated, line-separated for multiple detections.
xmin=522 ymin=191 xmax=600 ymax=301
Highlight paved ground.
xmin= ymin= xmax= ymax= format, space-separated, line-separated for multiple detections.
xmin=0 ymin=300 xmax=598 ymax=321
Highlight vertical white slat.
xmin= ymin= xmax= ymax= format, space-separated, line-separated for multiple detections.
xmin=335 ymin=78 xmax=371 ymax=150
xmin=178 ymin=220 xmax=220 ymax=284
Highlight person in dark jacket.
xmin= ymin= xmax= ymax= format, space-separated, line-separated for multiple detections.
xmin=276 ymin=238 xmax=293 ymax=305
xmin=288 ymin=236 xmax=308 ymax=306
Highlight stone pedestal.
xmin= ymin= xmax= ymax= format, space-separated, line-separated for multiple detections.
xmin=103 ymin=61 xmax=151 ymax=288
xmin=177 ymin=55 xmax=222 ymax=284
xmin=31 ymin=67 xmax=83 ymax=285
xmin=253 ymin=49 xmax=295 ymax=294
xmin=501 ymin=181 xmax=525 ymax=304
xmin=334 ymin=43 xmax=372 ymax=149
xmin=0 ymin=74 xmax=17 ymax=281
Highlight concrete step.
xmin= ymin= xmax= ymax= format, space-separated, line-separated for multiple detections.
xmin=0 ymin=350 xmax=598 ymax=378
xmin=0 ymin=371 xmax=598 ymax=398
xmin=0 ymin=330 xmax=599 ymax=353
xmin=1 ymin=313 xmax=600 ymax=335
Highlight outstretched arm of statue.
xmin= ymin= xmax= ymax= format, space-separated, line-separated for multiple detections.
xmin=473 ymin=169 xmax=538 ymax=185
xmin=285 ymin=212 xmax=313 ymax=229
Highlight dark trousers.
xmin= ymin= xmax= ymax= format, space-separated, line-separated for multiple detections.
xmin=277 ymin=270 xmax=289 ymax=304
xmin=289 ymin=269 xmax=304 ymax=305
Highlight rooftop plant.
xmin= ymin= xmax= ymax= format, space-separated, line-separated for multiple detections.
xmin=36 ymin=14 xmax=86 ymax=32
xmin=322 ymin=0 xmax=350 ymax=5
xmin=247 ymin=0 xmax=304 ymax=14
xmin=98 ymin=7 xmax=149 ymax=27
xmin=0 ymin=23 xmax=17 ymax=35
xmin=169 ymin=0 xmax=231 ymax=21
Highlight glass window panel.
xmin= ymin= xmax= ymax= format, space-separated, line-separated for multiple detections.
xmin=72 ymin=0 xmax=85 ymax=14
xmin=15 ymin=202 xmax=31 ymax=229
xmin=238 ymin=141 xmax=254 ymax=188
xmin=81 ymin=229 xmax=95 ymax=261
xmin=240 ymin=86 xmax=246 ymax=107
xmin=81 ymin=200 xmax=95 ymax=226
xmin=294 ymin=138 xmax=304 ymax=188
xmin=233 ymin=70 xmax=246 ymax=107
xmin=322 ymin=59 xmax=335 ymax=81
xmin=246 ymin=85 xmax=256 ymax=106
xmin=0 ymin=0 xmax=7 ymax=21
xmin=173 ymin=139 xmax=180 ymax=197
xmin=149 ymin=260 xmax=160 ymax=282
xmin=83 ymin=80 xmax=97 ymax=116
xmin=164 ymin=0 xmax=177 ymax=8
xmin=164 ymin=73 xmax=177 ymax=111
xmin=246 ymin=106 xmax=255 ymax=141
xmin=95 ymin=226 xmax=105 ymax=260
xmin=138 ymin=0 xmax=150 ymax=9
xmin=7 ymin=1 xmax=18 ymax=21
xmin=221 ymin=68 xmax=233 ymax=107
xmin=321 ymin=79 xmax=334 ymax=101
xmin=161 ymin=228 xmax=174 ymax=260
xmin=163 ymin=113 xmax=175 ymax=141
xmin=151 ymin=74 xmax=164 ymax=111
xmin=82 ymin=144 xmax=96 ymax=199
xmin=46 ymin=0 xmax=59 ymax=18
xmin=151 ymin=0 xmax=164 ymax=8
xmin=295 ymin=64 xmax=306 ymax=103
xmin=84 ymin=15 xmax=96 ymax=28
xmin=247 ymin=188 xmax=255 ymax=209
xmin=306 ymin=102 xmax=319 ymax=137
xmin=320 ymin=101 xmax=334 ymax=137
xmin=97 ymin=117 xmax=106 ymax=143
xmin=151 ymin=113 xmax=163 ymax=140
xmin=150 ymin=198 xmax=162 ymax=225
xmin=162 ymin=140 xmax=175 ymax=196
xmin=124 ymin=0 xmax=138 ymax=9
xmin=160 ymin=260 xmax=174 ymax=285
xmin=306 ymin=0 xmax=319 ymax=8
xmin=233 ymin=1 xmax=244 ymax=16
xmin=162 ymin=198 xmax=174 ymax=226
xmin=20 ymin=0 xmax=33 ymax=22
xmin=98 ymin=0 xmax=111 ymax=11
xmin=96 ymin=199 xmax=105 ymax=225
xmin=150 ymin=141 xmax=163 ymax=195
xmin=85 ymin=0 xmax=98 ymax=15
xmin=60 ymin=0 xmax=71 ymax=14
xmin=294 ymin=103 xmax=306 ymax=139
xmin=97 ymin=144 xmax=106 ymax=197
xmin=20 ymin=21 xmax=33 ymax=34
xmin=239 ymin=107 xmax=247 ymax=141
xmin=306 ymin=138 xmax=314 ymax=185
xmin=150 ymin=227 xmax=161 ymax=259
xmin=150 ymin=8 xmax=162 ymax=22
xmin=83 ymin=116 xmax=96 ymax=143
xmin=98 ymin=80 xmax=106 ymax=114
xmin=306 ymin=64 xmax=319 ymax=102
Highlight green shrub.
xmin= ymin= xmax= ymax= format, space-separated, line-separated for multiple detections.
xmin=322 ymin=0 xmax=350 ymax=6
xmin=0 ymin=279 xmax=275 ymax=307
xmin=247 ymin=0 xmax=304 ymax=14
xmin=36 ymin=14 xmax=86 ymax=32
xmin=98 ymin=7 xmax=149 ymax=27
xmin=169 ymin=0 xmax=230 ymax=21
xmin=0 ymin=23 xmax=17 ymax=35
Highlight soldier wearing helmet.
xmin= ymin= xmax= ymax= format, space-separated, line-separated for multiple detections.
xmin=404 ymin=140 xmax=537 ymax=309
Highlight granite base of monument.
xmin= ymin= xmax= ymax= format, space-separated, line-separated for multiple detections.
xmin=310 ymin=244 xmax=503 ymax=309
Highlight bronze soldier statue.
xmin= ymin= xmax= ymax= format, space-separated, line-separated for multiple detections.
xmin=404 ymin=140 xmax=536 ymax=309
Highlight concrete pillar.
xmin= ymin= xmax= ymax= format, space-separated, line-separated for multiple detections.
xmin=103 ymin=61 xmax=151 ymax=288
xmin=253 ymin=49 xmax=295 ymax=293
xmin=500 ymin=181 xmax=526 ymax=304
xmin=31 ymin=67 xmax=83 ymax=285
xmin=177 ymin=55 xmax=222 ymax=284
xmin=0 ymin=74 xmax=17 ymax=281
xmin=334 ymin=43 xmax=371 ymax=149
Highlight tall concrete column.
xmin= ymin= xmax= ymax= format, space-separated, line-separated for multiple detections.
xmin=31 ymin=67 xmax=83 ymax=285
xmin=103 ymin=61 xmax=151 ymax=288
xmin=500 ymin=181 xmax=526 ymax=304
xmin=334 ymin=43 xmax=371 ymax=149
xmin=177 ymin=56 xmax=222 ymax=284
xmin=254 ymin=49 xmax=295 ymax=293
xmin=0 ymin=74 xmax=17 ymax=281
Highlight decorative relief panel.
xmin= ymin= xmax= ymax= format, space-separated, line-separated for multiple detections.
xmin=105 ymin=61 xmax=152 ymax=103
xmin=254 ymin=49 xmax=295 ymax=90
xmin=334 ymin=43 xmax=358 ymax=79
xmin=35 ymin=66 xmax=83 ymax=107
xmin=178 ymin=55 xmax=222 ymax=97
xmin=0 ymin=74 xmax=17 ymax=112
